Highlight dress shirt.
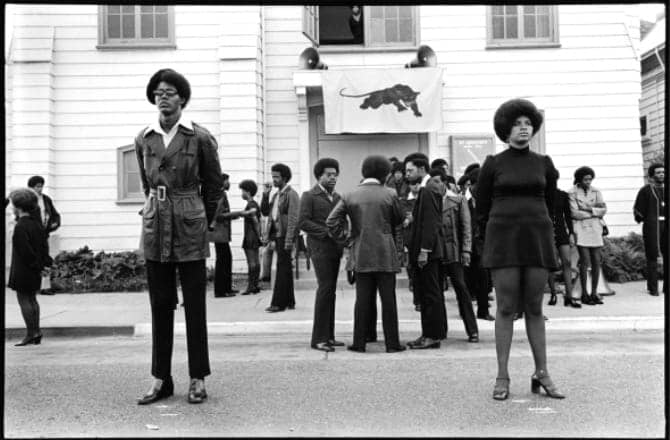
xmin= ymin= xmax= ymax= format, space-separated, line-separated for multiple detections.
xmin=144 ymin=114 xmax=193 ymax=148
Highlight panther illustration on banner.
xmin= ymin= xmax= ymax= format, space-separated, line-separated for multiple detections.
xmin=339 ymin=84 xmax=422 ymax=117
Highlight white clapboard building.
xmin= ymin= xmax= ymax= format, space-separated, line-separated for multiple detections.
xmin=5 ymin=4 xmax=647 ymax=271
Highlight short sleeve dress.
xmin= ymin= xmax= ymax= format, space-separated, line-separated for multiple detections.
xmin=475 ymin=146 xmax=558 ymax=270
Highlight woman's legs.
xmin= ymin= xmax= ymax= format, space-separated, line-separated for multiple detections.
xmin=577 ymin=246 xmax=591 ymax=297
xmin=522 ymin=267 xmax=550 ymax=374
xmin=589 ymin=247 xmax=602 ymax=296
xmin=16 ymin=291 xmax=39 ymax=336
xmin=557 ymin=244 xmax=574 ymax=299
xmin=491 ymin=267 xmax=522 ymax=380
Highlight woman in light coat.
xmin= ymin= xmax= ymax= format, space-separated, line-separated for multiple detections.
xmin=568 ymin=166 xmax=607 ymax=306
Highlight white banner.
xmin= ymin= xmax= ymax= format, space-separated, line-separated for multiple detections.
xmin=322 ymin=68 xmax=443 ymax=134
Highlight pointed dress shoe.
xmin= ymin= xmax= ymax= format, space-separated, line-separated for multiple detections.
xmin=15 ymin=333 xmax=42 ymax=346
xmin=326 ymin=339 xmax=345 ymax=347
xmin=408 ymin=336 xmax=441 ymax=349
xmin=188 ymin=378 xmax=207 ymax=404
xmin=311 ymin=342 xmax=335 ymax=352
xmin=346 ymin=344 xmax=366 ymax=353
xmin=138 ymin=377 xmax=174 ymax=405
xmin=386 ymin=345 xmax=407 ymax=353
xmin=265 ymin=305 xmax=285 ymax=313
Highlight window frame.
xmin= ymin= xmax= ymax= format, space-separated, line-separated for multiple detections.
xmin=97 ymin=5 xmax=176 ymax=50
xmin=486 ymin=5 xmax=560 ymax=49
xmin=307 ymin=5 xmax=420 ymax=51
xmin=116 ymin=144 xmax=145 ymax=204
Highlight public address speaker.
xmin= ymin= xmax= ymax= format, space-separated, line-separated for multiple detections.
xmin=298 ymin=47 xmax=328 ymax=70
xmin=405 ymin=45 xmax=437 ymax=68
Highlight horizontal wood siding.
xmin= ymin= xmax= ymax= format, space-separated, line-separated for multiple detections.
xmin=7 ymin=5 xmax=263 ymax=273
xmin=640 ymin=66 xmax=665 ymax=170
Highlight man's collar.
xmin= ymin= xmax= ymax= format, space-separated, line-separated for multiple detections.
xmin=317 ymin=184 xmax=333 ymax=195
xmin=361 ymin=178 xmax=380 ymax=184
xmin=446 ymin=189 xmax=458 ymax=197
xmin=277 ymin=184 xmax=290 ymax=194
xmin=420 ymin=174 xmax=430 ymax=188
xmin=144 ymin=115 xmax=193 ymax=137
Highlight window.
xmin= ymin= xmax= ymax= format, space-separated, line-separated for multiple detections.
xmin=487 ymin=5 xmax=559 ymax=49
xmin=117 ymin=145 xmax=144 ymax=203
xmin=98 ymin=5 xmax=175 ymax=49
xmin=303 ymin=6 xmax=418 ymax=49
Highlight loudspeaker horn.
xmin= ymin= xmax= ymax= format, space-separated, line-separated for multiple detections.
xmin=405 ymin=45 xmax=437 ymax=68
xmin=298 ymin=47 xmax=328 ymax=70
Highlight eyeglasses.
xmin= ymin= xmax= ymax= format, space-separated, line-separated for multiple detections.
xmin=153 ymin=89 xmax=178 ymax=98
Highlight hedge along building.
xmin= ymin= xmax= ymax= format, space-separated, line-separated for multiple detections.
xmin=5 ymin=4 xmax=647 ymax=273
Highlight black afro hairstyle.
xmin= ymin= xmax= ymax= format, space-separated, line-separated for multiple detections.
xmin=271 ymin=163 xmax=292 ymax=182
xmin=403 ymin=152 xmax=430 ymax=173
xmin=573 ymin=166 xmax=595 ymax=185
xmin=648 ymin=162 xmax=664 ymax=177
xmin=361 ymin=155 xmax=391 ymax=182
xmin=429 ymin=167 xmax=448 ymax=183
xmin=493 ymin=98 xmax=543 ymax=143
xmin=146 ymin=68 xmax=191 ymax=108
xmin=27 ymin=175 xmax=45 ymax=188
xmin=239 ymin=179 xmax=258 ymax=196
xmin=391 ymin=161 xmax=405 ymax=174
xmin=463 ymin=163 xmax=480 ymax=175
xmin=431 ymin=158 xmax=448 ymax=170
xmin=9 ymin=188 xmax=38 ymax=212
xmin=313 ymin=158 xmax=340 ymax=179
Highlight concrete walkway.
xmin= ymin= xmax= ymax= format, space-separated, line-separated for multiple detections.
xmin=4 ymin=279 xmax=665 ymax=340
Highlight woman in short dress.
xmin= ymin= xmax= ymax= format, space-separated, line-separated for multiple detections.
xmin=476 ymin=98 xmax=564 ymax=401
xmin=568 ymin=166 xmax=607 ymax=306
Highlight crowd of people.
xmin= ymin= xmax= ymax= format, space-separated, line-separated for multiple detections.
xmin=6 ymin=68 xmax=665 ymax=405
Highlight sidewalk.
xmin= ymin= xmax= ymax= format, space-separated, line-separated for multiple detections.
xmin=4 ymin=279 xmax=665 ymax=340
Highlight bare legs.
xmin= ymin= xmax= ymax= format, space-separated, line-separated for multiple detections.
xmin=577 ymin=246 xmax=603 ymax=301
xmin=491 ymin=266 xmax=549 ymax=380
xmin=557 ymin=244 xmax=574 ymax=300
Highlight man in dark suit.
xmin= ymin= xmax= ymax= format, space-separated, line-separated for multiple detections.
xmin=261 ymin=163 xmax=300 ymax=312
xmin=326 ymin=155 xmax=406 ymax=353
xmin=299 ymin=158 xmax=344 ymax=352
xmin=405 ymin=152 xmax=446 ymax=349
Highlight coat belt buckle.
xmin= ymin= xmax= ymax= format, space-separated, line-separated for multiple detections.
xmin=157 ymin=185 xmax=167 ymax=202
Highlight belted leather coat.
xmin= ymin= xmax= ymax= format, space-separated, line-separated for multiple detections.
xmin=135 ymin=122 xmax=223 ymax=262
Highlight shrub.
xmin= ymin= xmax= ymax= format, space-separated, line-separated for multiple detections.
xmin=601 ymin=232 xmax=662 ymax=283
xmin=51 ymin=246 xmax=147 ymax=292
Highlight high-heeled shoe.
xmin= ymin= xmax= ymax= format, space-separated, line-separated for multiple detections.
xmin=14 ymin=333 xmax=42 ymax=346
xmin=493 ymin=377 xmax=510 ymax=400
xmin=564 ymin=296 xmax=582 ymax=308
xmin=531 ymin=371 xmax=565 ymax=399
xmin=547 ymin=293 xmax=557 ymax=306
xmin=590 ymin=293 xmax=603 ymax=304
xmin=581 ymin=293 xmax=594 ymax=305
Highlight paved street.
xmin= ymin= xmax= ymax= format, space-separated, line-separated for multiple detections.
xmin=5 ymin=329 xmax=664 ymax=438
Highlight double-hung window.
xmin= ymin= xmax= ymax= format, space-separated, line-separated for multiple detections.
xmin=487 ymin=5 xmax=559 ymax=49
xmin=117 ymin=145 xmax=144 ymax=203
xmin=98 ymin=5 xmax=175 ymax=49
xmin=303 ymin=6 xmax=418 ymax=49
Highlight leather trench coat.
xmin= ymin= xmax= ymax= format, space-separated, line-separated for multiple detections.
xmin=441 ymin=193 xmax=472 ymax=264
xmin=135 ymin=122 xmax=223 ymax=262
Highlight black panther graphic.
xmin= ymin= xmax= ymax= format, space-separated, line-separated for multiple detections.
xmin=339 ymin=84 xmax=422 ymax=117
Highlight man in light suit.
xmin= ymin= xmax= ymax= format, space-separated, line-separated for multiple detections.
xmin=405 ymin=152 xmax=446 ymax=350
xmin=299 ymin=158 xmax=344 ymax=352
xmin=326 ymin=155 xmax=406 ymax=353
xmin=260 ymin=163 xmax=300 ymax=312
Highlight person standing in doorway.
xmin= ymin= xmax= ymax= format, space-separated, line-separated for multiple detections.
xmin=135 ymin=68 xmax=223 ymax=405
xmin=634 ymin=163 xmax=666 ymax=296
xmin=477 ymin=98 xmax=563 ymax=401
xmin=405 ymin=152 xmax=447 ymax=350
xmin=261 ymin=163 xmax=300 ymax=313
xmin=27 ymin=175 xmax=60 ymax=295
xmin=326 ymin=155 xmax=406 ymax=353
xmin=299 ymin=158 xmax=344 ymax=352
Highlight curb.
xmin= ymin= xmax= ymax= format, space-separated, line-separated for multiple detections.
xmin=133 ymin=316 xmax=665 ymax=337
xmin=4 ymin=326 xmax=134 ymax=340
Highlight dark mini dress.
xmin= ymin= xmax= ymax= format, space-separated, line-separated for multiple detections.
xmin=242 ymin=200 xmax=262 ymax=249
xmin=476 ymin=146 xmax=558 ymax=270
